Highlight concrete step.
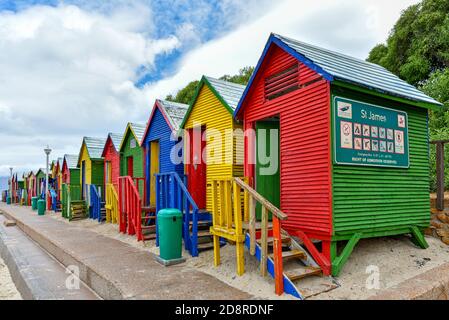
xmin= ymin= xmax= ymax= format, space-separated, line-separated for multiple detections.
xmin=0 ymin=203 xmax=251 ymax=300
xmin=0 ymin=214 xmax=99 ymax=300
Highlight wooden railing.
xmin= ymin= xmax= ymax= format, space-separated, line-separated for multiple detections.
xmin=119 ymin=176 xmax=143 ymax=241
xmin=155 ymin=172 xmax=209 ymax=257
xmin=210 ymin=177 xmax=288 ymax=296
xmin=90 ymin=185 xmax=102 ymax=221
xmin=65 ymin=184 xmax=82 ymax=219
xmin=105 ymin=183 xmax=119 ymax=224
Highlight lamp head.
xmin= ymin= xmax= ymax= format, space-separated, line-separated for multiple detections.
xmin=44 ymin=145 xmax=52 ymax=156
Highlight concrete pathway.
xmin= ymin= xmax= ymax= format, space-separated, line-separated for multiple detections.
xmin=0 ymin=214 xmax=99 ymax=300
xmin=0 ymin=203 xmax=251 ymax=300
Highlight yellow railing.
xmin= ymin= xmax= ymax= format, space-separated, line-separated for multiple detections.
xmin=210 ymin=177 xmax=288 ymax=295
xmin=106 ymin=183 xmax=119 ymax=224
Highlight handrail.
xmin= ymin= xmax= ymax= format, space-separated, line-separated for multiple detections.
xmin=211 ymin=177 xmax=287 ymax=296
xmin=171 ymin=173 xmax=199 ymax=210
xmin=118 ymin=176 xmax=143 ymax=240
xmin=90 ymin=185 xmax=101 ymax=221
xmin=156 ymin=172 xmax=202 ymax=256
xmin=234 ymin=178 xmax=287 ymax=220
xmin=105 ymin=183 xmax=119 ymax=224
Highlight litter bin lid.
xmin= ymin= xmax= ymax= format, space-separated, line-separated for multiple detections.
xmin=158 ymin=208 xmax=182 ymax=218
xmin=37 ymin=199 xmax=45 ymax=202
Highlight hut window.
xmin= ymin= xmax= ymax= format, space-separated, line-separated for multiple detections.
xmin=264 ymin=64 xmax=299 ymax=100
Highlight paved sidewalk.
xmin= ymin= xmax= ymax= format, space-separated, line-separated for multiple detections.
xmin=0 ymin=203 xmax=251 ymax=300
xmin=0 ymin=214 xmax=99 ymax=300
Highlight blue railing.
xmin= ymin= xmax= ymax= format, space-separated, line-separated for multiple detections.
xmin=50 ymin=189 xmax=57 ymax=211
xmin=89 ymin=185 xmax=102 ymax=222
xmin=155 ymin=172 xmax=211 ymax=257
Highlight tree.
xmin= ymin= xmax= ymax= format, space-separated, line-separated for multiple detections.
xmin=219 ymin=66 xmax=255 ymax=85
xmin=366 ymin=0 xmax=449 ymax=192
xmin=421 ymin=69 xmax=449 ymax=190
xmin=367 ymin=0 xmax=449 ymax=86
xmin=166 ymin=66 xmax=254 ymax=104
xmin=166 ymin=80 xmax=199 ymax=105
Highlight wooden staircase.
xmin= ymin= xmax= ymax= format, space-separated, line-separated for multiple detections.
xmin=211 ymin=177 xmax=324 ymax=299
xmin=193 ymin=217 xmax=214 ymax=251
xmin=69 ymin=200 xmax=87 ymax=221
xmin=246 ymin=224 xmax=322 ymax=299
xmin=141 ymin=206 xmax=157 ymax=241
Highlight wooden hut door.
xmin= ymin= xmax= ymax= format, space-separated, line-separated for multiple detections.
xmin=255 ymin=120 xmax=280 ymax=220
xmin=149 ymin=141 xmax=160 ymax=206
xmin=127 ymin=157 xmax=134 ymax=177
xmin=187 ymin=127 xmax=207 ymax=209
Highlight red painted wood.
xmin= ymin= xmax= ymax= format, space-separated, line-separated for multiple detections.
xmin=187 ymin=127 xmax=207 ymax=209
xmin=127 ymin=157 xmax=134 ymax=178
xmin=103 ymin=136 xmax=121 ymax=188
xmin=272 ymin=216 xmax=284 ymax=295
xmin=62 ymin=161 xmax=70 ymax=184
xmin=239 ymin=44 xmax=333 ymax=244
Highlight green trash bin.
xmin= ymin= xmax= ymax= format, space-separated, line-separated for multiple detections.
xmin=37 ymin=199 xmax=46 ymax=216
xmin=156 ymin=208 xmax=185 ymax=266
xmin=6 ymin=196 xmax=11 ymax=205
xmin=31 ymin=197 xmax=38 ymax=211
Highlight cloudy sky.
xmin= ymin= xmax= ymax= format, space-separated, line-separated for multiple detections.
xmin=0 ymin=0 xmax=419 ymax=176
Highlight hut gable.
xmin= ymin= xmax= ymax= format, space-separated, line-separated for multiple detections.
xmin=234 ymin=34 xmax=333 ymax=236
xmin=235 ymin=33 xmax=440 ymax=118
xmin=102 ymin=133 xmax=123 ymax=186
xmin=62 ymin=154 xmax=80 ymax=185
xmin=102 ymin=133 xmax=123 ymax=157
xmin=142 ymin=100 xmax=189 ymax=174
xmin=120 ymin=123 xmax=146 ymax=180
xmin=181 ymin=76 xmax=245 ymax=130
xmin=181 ymin=76 xmax=245 ymax=211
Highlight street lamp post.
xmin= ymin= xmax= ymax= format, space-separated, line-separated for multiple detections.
xmin=44 ymin=146 xmax=52 ymax=213
xmin=9 ymin=167 xmax=13 ymax=203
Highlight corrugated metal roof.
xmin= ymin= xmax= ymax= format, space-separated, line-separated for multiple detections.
xmin=57 ymin=157 xmax=63 ymax=169
xmin=84 ymin=136 xmax=107 ymax=160
xmin=205 ymin=76 xmax=246 ymax=111
xmin=272 ymin=33 xmax=441 ymax=106
xmin=64 ymin=154 xmax=79 ymax=169
xmin=129 ymin=123 xmax=146 ymax=144
xmin=109 ymin=133 xmax=123 ymax=151
xmin=158 ymin=99 xmax=189 ymax=130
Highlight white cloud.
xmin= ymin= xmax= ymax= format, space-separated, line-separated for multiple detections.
xmin=141 ymin=0 xmax=418 ymax=106
xmin=0 ymin=0 xmax=419 ymax=177
xmin=0 ymin=4 xmax=179 ymax=175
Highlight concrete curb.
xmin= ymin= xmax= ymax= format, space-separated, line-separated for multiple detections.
xmin=0 ymin=214 xmax=99 ymax=300
xmin=1 ymin=208 xmax=123 ymax=300
xmin=0 ymin=205 xmax=252 ymax=300
xmin=368 ymin=263 xmax=449 ymax=300
xmin=0 ymin=227 xmax=34 ymax=300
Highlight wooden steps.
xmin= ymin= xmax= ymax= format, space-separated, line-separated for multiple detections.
xmin=245 ymin=229 xmax=323 ymax=299
xmin=272 ymin=249 xmax=307 ymax=261
xmin=257 ymin=235 xmax=291 ymax=247
xmin=285 ymin=267 xmax=322 ymax=281
xmin=70 ymin=201 xmax=87 ymax=221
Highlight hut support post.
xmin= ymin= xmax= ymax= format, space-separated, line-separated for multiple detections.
xmin=331 ymin=233 xmax=361 ymax=277
xmin=410 ymin=226 xmax=429 ymax=249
